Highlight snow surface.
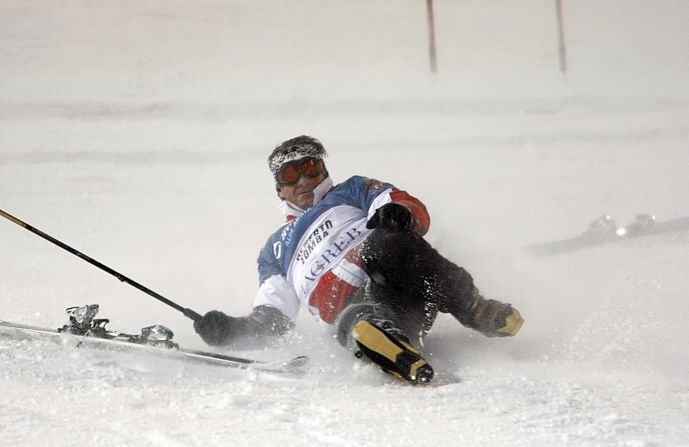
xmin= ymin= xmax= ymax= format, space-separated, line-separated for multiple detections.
xmin=1 ymin=0 xmax=689 ymax=445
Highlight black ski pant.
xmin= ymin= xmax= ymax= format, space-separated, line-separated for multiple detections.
xmin=336 ymin=228 xmax=477 ymax=346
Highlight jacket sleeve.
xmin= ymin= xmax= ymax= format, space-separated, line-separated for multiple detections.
xmin=353 ymin=176 xmax=431 ymax=236
xmin=252 ymin=274 xmax=301 ymax=320
xmin=388 ymin=189 xmax=431 ymax=236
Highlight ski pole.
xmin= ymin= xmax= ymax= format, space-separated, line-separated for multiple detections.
xmin=0 ymin=208 xmax=203 ymax=322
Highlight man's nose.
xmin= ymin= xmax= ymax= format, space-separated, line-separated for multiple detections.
xmin=296 ymin=172 xmax=311 ymax=186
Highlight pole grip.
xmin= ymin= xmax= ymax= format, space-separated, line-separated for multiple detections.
xmin=183 ymin=308 xmax=203 ymax=322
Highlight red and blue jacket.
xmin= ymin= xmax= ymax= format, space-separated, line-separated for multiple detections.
xmin=253 ymin=176 xmax=430 ymax=324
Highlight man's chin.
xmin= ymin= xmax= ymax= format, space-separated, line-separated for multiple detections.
xmin=296 ymin=193 xmax=314 ymax=208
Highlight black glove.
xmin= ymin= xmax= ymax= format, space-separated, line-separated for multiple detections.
xmin=194 ymin=310 xmax=235 ymax=346
xmin=366 ymin=203 xmax=413 ymax=231
xmin=194 ymin=306 xmax=294 ymax=347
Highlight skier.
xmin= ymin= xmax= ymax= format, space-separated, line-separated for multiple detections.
xmin=193 ymin=135 xmax=524 ymax=383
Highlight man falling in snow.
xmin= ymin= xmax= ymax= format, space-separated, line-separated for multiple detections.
xmin=194 ymin=136 xmax=524 ymax=384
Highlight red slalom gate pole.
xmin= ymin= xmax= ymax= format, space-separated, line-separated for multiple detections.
xmin=555 ymin=0 xmax=568 ymax=75
xmin=426 ymin=0 xmax=438 ymax=73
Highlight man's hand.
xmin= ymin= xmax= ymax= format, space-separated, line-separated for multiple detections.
xmin=194 ymin=310 xmax=234 ymax=346
xmin=366 ymin=203 xmax=414 ymax=231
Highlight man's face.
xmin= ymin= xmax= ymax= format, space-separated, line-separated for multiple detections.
xmin=276 ymin=159 xmax=327 ymax=209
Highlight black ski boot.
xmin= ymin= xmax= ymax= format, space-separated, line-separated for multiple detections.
xmin=455 ymin=289 xmax=524 ymax=337
xmin=337 ymin=304 xmax=434 ymax=384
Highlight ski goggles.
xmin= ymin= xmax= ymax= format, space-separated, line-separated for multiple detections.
xmin=276 ymin=157 xmax=325 ymax=186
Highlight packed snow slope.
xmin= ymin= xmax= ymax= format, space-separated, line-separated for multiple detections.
xmin=1 ymin=0 xmax=688 ymax=445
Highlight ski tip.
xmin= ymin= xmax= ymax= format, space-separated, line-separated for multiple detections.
xmin=281 ymin=355 xmax=310 ymax=374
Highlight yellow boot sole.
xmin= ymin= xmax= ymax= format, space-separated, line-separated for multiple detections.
xmin=352 ymin=320 xmax=433 ymax=384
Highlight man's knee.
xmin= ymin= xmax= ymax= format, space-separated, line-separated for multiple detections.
xmin=360 ymin=229 xmax=433 ymax=283
xmin=335 ymin=302 xmax=396 ymax=348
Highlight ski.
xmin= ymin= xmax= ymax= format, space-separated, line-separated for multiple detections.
xmin=527 ymin=214 xmax=689 ymax=256
xmin=0 ymin=304 xmax=308 ymax=375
